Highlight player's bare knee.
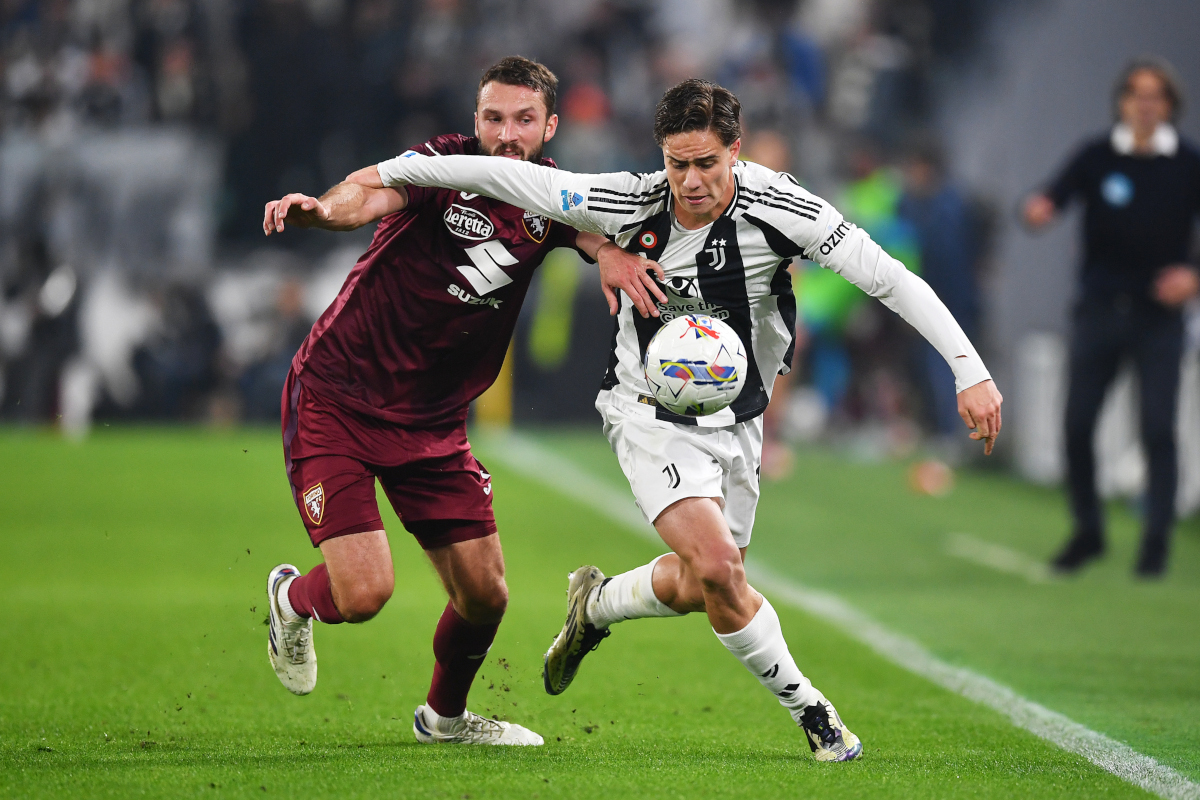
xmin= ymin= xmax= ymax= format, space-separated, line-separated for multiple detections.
xmin=461 ymin=578 xmax=508 ymax=624
xmin=337 ymin=577 xmax=394 ymax=622
xmin=693 ymin=551 xmax=744 ymax=594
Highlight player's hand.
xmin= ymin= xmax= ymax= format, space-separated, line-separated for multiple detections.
xmin=1153 ymin=264 xmax=1200 ymax=307
xmin=1022 ymin=194 xmax=1056 ymax=229
xmin=958 ymin=379 xmax=1003 ymax=455
xmin=597 ymin=241 xmax=667 ymax=318
xmin=263 ymin=193 xmax=331 ymax=235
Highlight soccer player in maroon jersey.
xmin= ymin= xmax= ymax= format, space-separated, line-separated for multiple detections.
xmin=259 ymin=56 xmax=665 ymax=745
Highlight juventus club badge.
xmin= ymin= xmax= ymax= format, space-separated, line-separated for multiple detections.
xmin=704 ymin=238 xmax=728 ymax=271
xmin=302 ymin=483 xmax=324 ymax=526
xmin=523 ymin=210 xmax=549 ymax=243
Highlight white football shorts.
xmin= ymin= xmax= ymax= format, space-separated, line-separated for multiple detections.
xmin=596 ymin=394 xmax=763 ymax=549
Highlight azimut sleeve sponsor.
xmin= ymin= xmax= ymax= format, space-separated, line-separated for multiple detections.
xmin=750 ymin=172 xmax=992 ymax=394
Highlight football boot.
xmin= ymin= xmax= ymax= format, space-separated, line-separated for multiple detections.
xmin=543 ymin=566 xmax=610 ymax=695
xmin=266 ymin=564 xmax=317 ymax=695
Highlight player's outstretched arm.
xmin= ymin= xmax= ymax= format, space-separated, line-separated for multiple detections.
xmin=371 ymin=154 xmax=638 ymax=238
xmin=263 ymin=180 xmax=407 ymax=236
xmin=829 ymin=226 xmax=1002 ymax=452
xmin=576 ymin=232 xmax=667 ymax=319
xmin=766 ymin=180 xmax=1002 ymax=453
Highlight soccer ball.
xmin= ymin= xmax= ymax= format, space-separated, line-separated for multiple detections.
xmin=643 ymin=314 xmax=748 ymax=416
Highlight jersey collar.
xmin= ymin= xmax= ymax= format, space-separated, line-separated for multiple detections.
xmin=1111 ymin=122 xmax=1179 ymax=157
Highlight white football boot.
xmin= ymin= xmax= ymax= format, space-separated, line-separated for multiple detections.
xmin=413 ymin=705 xmax=544 ymax=746
xmin=543 ymin=566 xmax=610 ymax=695
xmin=266 ymin=564 xmax=317 ymax=695
xmin=797 ymin=700 xmax=863 ymax=762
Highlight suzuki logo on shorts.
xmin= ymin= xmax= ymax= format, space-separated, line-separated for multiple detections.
xmin=444 ymin=204 xmax=495 ymax=240
xmin=453 ymin=240 xmax=517 ymax=299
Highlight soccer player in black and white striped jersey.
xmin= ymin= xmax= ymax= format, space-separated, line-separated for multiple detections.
xmin=371 ymin=79 xmax=1003 ymax=762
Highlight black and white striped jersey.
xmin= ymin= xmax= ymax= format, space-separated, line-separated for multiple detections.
xmin=378 ymin=152 xmax=992 ymax=428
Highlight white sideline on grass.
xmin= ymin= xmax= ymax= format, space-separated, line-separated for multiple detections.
xmin=484 ymin=431 xmax=1200 ymax=800
xmin=945 ymin=532 xmax=1055 ymax=584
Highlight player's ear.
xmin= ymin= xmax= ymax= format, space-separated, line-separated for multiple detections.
xmin=728 ymin=137 xmax=742 ymax=162
xmin=543 ymin=113 xmax=559 ymax=143
xmin=473 ymin=111 xmax=480 ymax=139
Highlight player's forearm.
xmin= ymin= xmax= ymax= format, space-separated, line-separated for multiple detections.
xmin=317 ymin=182 xmax=389 ymax=230
xmin=576 ymin=232 xmax=614 ymax=261
xmin=829 ymin=228 xmax=991 ymax=392
xmin=377 ymin=153 xmax=603 ymax=234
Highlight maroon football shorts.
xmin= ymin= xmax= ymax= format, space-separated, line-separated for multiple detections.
xmin=281 ymin=372 xmax=497 ymax=550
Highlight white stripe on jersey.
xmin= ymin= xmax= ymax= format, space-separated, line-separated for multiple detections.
xmin=377 ymin=153 xmax=993 ymax=427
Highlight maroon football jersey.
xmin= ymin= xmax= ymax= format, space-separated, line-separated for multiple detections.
xmin=291 ymin=134 xmax=577 ymax=429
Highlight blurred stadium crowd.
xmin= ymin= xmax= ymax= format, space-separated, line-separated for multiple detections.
xmin=0 ymin=0 xmax=1006 ymax=452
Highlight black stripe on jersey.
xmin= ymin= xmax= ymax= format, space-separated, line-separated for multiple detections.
xmin=742 ymin=185 xmax=822 ymax=210
xmin=585 ymin=205 xmax=639 ymax=215
xmin=652 ymin=214 xmax=768 ymax=426
xmin=589 ymin=183 xmax=669 ymax=200
xmin=586 ymin=194 xmax=667 ymax=208
xmin=751 ymin=197 xmax=818 ymax=221
xmin=745 ymin=213 xmax=802 ymax=373
xmin=743 ymin=213 xmax=808 ymax=260
xmin=721 ymin=179 xmax=741 ymax=218
xmin=600 ymin=209 xmax=675 ymax=392
xmin=742 ymin=187 xmax=822 ymax=217
xmin=771 ymin=260 xmax=798 ymax=374
xmin=764 ymin=187 xmax=822 ymax=212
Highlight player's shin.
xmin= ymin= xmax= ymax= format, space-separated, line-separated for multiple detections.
xmin=713 ymin=596 xmax=826 ymax=718
xmin=426 ymin=602 xmax=499 ymax=718
xmin=585 ymin=554 xmax=683 ymax=628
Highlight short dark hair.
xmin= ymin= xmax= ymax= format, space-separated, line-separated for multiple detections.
xmin=653 ymin=79 xmax=742 ymax=147
xmin=477 ymin=56 xmax=558 ymax=117
xmin=1113 ymin=56 xmax=1185 ymax=122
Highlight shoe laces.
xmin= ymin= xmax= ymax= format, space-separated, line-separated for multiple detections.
xmin=462 ymin=712 xmax=505 ymax=738
xmin=580 ymin=624 xmax=610 ymax=653
xmin=281 ymin=619 xmax=310 ymax=664
xmin=800 ymin=704 xmax=839 ymax=746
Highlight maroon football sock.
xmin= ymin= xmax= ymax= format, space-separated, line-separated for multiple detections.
xmin=426 ymin=602 xmax=499 ymax=718
xmin=286 ymin=563 xmax=345 ymax=624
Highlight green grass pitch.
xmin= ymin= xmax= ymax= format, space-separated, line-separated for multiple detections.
xmin=1 ymin=426 xmax=1197 ymax=798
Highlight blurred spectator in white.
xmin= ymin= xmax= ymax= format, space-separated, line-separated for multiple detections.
xmin=1 ymin=237 xmax=78 ymax=421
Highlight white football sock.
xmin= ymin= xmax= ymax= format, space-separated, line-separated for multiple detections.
xmin=585 ymin=555 xmax=683 ymax=628
xmin=714 ymin=596 xmax=826 ymax=722
xmin=422 ymin=704 xmax=466 ymax=732
xmin=276 ymin=576 xmax=302 ymax=624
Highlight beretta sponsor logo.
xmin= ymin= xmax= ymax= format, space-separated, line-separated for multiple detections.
xmin=444 ymin=204 xmax=494 ymax=241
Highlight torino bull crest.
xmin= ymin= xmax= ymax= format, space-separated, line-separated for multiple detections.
xmin=643 ymin=314 xmax=748 ymax=416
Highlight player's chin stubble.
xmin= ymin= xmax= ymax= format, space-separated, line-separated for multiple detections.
xmin=482 ymin=139 xmax=544 ymax=163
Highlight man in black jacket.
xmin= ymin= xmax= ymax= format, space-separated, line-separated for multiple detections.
xmin=1025 ymin=57 xmax=1200 ymax=577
